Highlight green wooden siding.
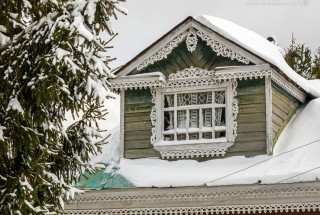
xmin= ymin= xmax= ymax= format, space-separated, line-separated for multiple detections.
xmin=271 ymin=82 xmax=300 ymax=145
xmin=123 ymin=79 xmax=268 ymax=159
xmin=123 ymin=37 xmax=268 ymax=159
xmin=226 ymin=78 xmax=267 ymax=157
xmin=129 ymin=37 xmax=249 ymax=76
xmin=124 ymin=89 xmax=160 ymax=158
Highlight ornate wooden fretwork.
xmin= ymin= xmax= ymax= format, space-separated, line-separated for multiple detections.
xmin=64 ymin=183 xmax=320 ymax=215
xmin=111 ymin=66 xmax=307 ymax=159
xmin=64 ymin=203 xmax=320 ymax=215
xmin=136 ymin=29 xmax=250 ymax=70
xmin=149 ymin=67 xmax=239 ymax=159
xmin=271 ymin=71 xmax=307 ymax=102
xmin=110 ymin=67 xmax=306 ymax=103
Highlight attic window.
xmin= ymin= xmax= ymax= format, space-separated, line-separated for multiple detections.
xmin=162 ymin=90 xmax=227 ymax=142
xmin=153 ymin=82 xmax=236 ymax=159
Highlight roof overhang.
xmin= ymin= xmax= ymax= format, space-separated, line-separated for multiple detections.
xmin=112 ymin=16 xmax=314 ymax=99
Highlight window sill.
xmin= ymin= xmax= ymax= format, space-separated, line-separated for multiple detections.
xmin=154 ymin=141 xmax=234 ymax=159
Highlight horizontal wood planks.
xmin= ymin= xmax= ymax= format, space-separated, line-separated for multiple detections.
xmin=123 ymin=79 xmax=269 ymax=159
xmin=124 ymin=89 xmax=160 ymax=158
xmin=122 ymin=38 xmax=272 ymax=159
xmin=227 ymin=78 xmax=267 ymax=157
xmin=271 ymin=84 xmax=299 ymax=142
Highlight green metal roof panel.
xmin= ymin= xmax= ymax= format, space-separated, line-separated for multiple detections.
xmin=75 ymin=163 xmax=134 ymax=190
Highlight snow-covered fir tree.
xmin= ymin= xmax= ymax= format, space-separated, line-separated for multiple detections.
xmin=0 ymin=0 xmax=127 ymax=214
xmin=285 ymin=34 xmax=320 ymax=80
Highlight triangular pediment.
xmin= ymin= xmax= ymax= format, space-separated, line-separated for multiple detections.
xmin=135 ymin=35 xmax=252 ymax=77
xmin=116 ymin=17 xmax=265 ymax=77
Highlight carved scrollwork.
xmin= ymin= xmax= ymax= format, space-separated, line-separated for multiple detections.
xmin=136 ymin=29 xmax=251 ymax=70
xmin=186 ymin=31 xmax=198 ymax=52
xmin=196 ymin=31 xmax=250 ymax=65
xmin=64 ymin=203 xmax=320 ymax=215
xmin=168 ymin=66 xmax=215 ymax=79
xmin=271 ymin=71 xmax=306 ymax=102
xmin=137 ymin=31 xmax=189 ymax=70
xmin=149 ymin=68 xmax=239 ymax=158
xmin=158 ymin=145 xmax=232 ymax=159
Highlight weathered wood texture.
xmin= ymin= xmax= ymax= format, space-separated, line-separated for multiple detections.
xmin=226 ymin=78 xmax=267 ymax=157
xmin=123 ymin=89 xmax=161 ymax=159
xmin=123 ymin=79 xmax=268 ymax=160
xmin=271 ymin=83 xmax=300 ymax=145
xmin=123 ymin=37 xmax=268 ymax=159
xmin=129 ymin=36 xmax=250 ymax=76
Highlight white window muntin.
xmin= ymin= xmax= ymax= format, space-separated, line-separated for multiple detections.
xmin=155 ymin=82 xmax=233 ymax=146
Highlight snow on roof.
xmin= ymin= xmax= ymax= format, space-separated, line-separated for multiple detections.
xmin=193 ymin=15 xmax=320 ymax=98
xmin=92 ymin=98 xmax=320 ymax=188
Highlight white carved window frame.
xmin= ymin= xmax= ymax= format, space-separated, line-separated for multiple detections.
xmin=152 ymin=82 xmax=236 ymax=159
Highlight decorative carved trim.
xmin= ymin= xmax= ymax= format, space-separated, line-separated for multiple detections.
xmin=196 ymin=31 xmax=250 ymax=65
xmin=68 ymin=185 xmax=320 ymax=204
xmin=150 ymin=88 xmax=157 ymax=145
xmin=63 ymin=203 xmax=320 ymax=215
xmin=137 ymin=31 xmax=189 ymax=70
xmin=155 ymin=143 xmax=234 ymax=159
xmin=149 ymin=72 xmax=238 ymax=159
xmin=271 ymin=71 xmax=306 ymax=102
xmin=186 ymin=31 xmax=198 ymax=52
xmin=112 ymin=67 xmax=306 ymax=159
xmin=110 ymin=79 xmax=165 ymax=90
xmin=111 ymin=67 xmax=307 ymax=104
xmin=168 ymin=67 xmax=215 ymax=79
xmin=136 ymin=29 xmax=250 ymax=70
xmin=232 ymin=80 xmax=238 ymax=141
xmin=215 ymin=69 xmax=272 ymax=82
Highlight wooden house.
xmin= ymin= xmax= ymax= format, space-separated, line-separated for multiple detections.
xmin=64 ymin=16 xmax=320 ymax=215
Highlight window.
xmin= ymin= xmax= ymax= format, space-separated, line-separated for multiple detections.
xmin=152 ymin=79 xmax=236 ymax=159
xmin=162 ymin=89 xmax=227 ymax=143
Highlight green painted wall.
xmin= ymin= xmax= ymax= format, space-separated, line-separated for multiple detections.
xmin=124 ymin=89 xmax=160 ymax=158
xmin=123 ymin=36 xmax=267 ymax=159
xmin=227 ymin=78 xmax=266 ymax=157
xmin=123 ymin=79 xmax=268 ymax=159
xmin=271 ymin=82 xmax=300 ymax=145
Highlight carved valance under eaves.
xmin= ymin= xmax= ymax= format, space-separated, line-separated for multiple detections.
xmin=64 ymin=182 xmax=320 ymax=215
xmin=136 ymin=29 xmax=251 ymax=71
xmin=109 ymin=66 xmax=306 ymax=103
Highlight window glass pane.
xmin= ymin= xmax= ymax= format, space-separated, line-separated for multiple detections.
xmin=177 ymin=134 xmax=186 ymax=141
xmin=190 ymin=93 xmax=198 ymax=105
xmin=164 ymin=95 xmax=174 ymax=108
xmin=164 ymin=134 xmax=174 ymax=141
xmin=202 ymin=109 xmax=212 ymax=127
xmin=215 ymin=91 xmax=225 ymax=104
xmin=215 ymin=107 xmax=225 ymax=126
xmin=177 ymin=93 xmax=191 ymax=106
xmin=215 ymin=131 xmax=226 ymax=138
xmin=164 ymin=111 xmax=174 ymax=131
xmin=177 ymin=110 xmax=187 ymax=128
xmin=189 ymin=109 xmax=199 ymax=128
xmin=189 ymin=133 xmax=199 ymax=140
xmin=202 ymin=132 xmax=212 ymax=139
xmin=198 ymin=92 xmax=212 ymax=104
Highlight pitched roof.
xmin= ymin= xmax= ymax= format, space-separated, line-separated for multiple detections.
xmin=115 ymin=15 xmax=320 ymax=98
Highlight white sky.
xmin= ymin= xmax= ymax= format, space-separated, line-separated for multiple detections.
xmin=101 ymin=0 xmax=320 ymax=130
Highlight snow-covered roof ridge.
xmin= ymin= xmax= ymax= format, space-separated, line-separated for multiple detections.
xmin=193 ymin=15 xmax=320 ymax=98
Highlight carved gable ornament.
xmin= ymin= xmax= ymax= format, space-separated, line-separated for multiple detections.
xmin=136 ymin=29 xmax=250 ymax=71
